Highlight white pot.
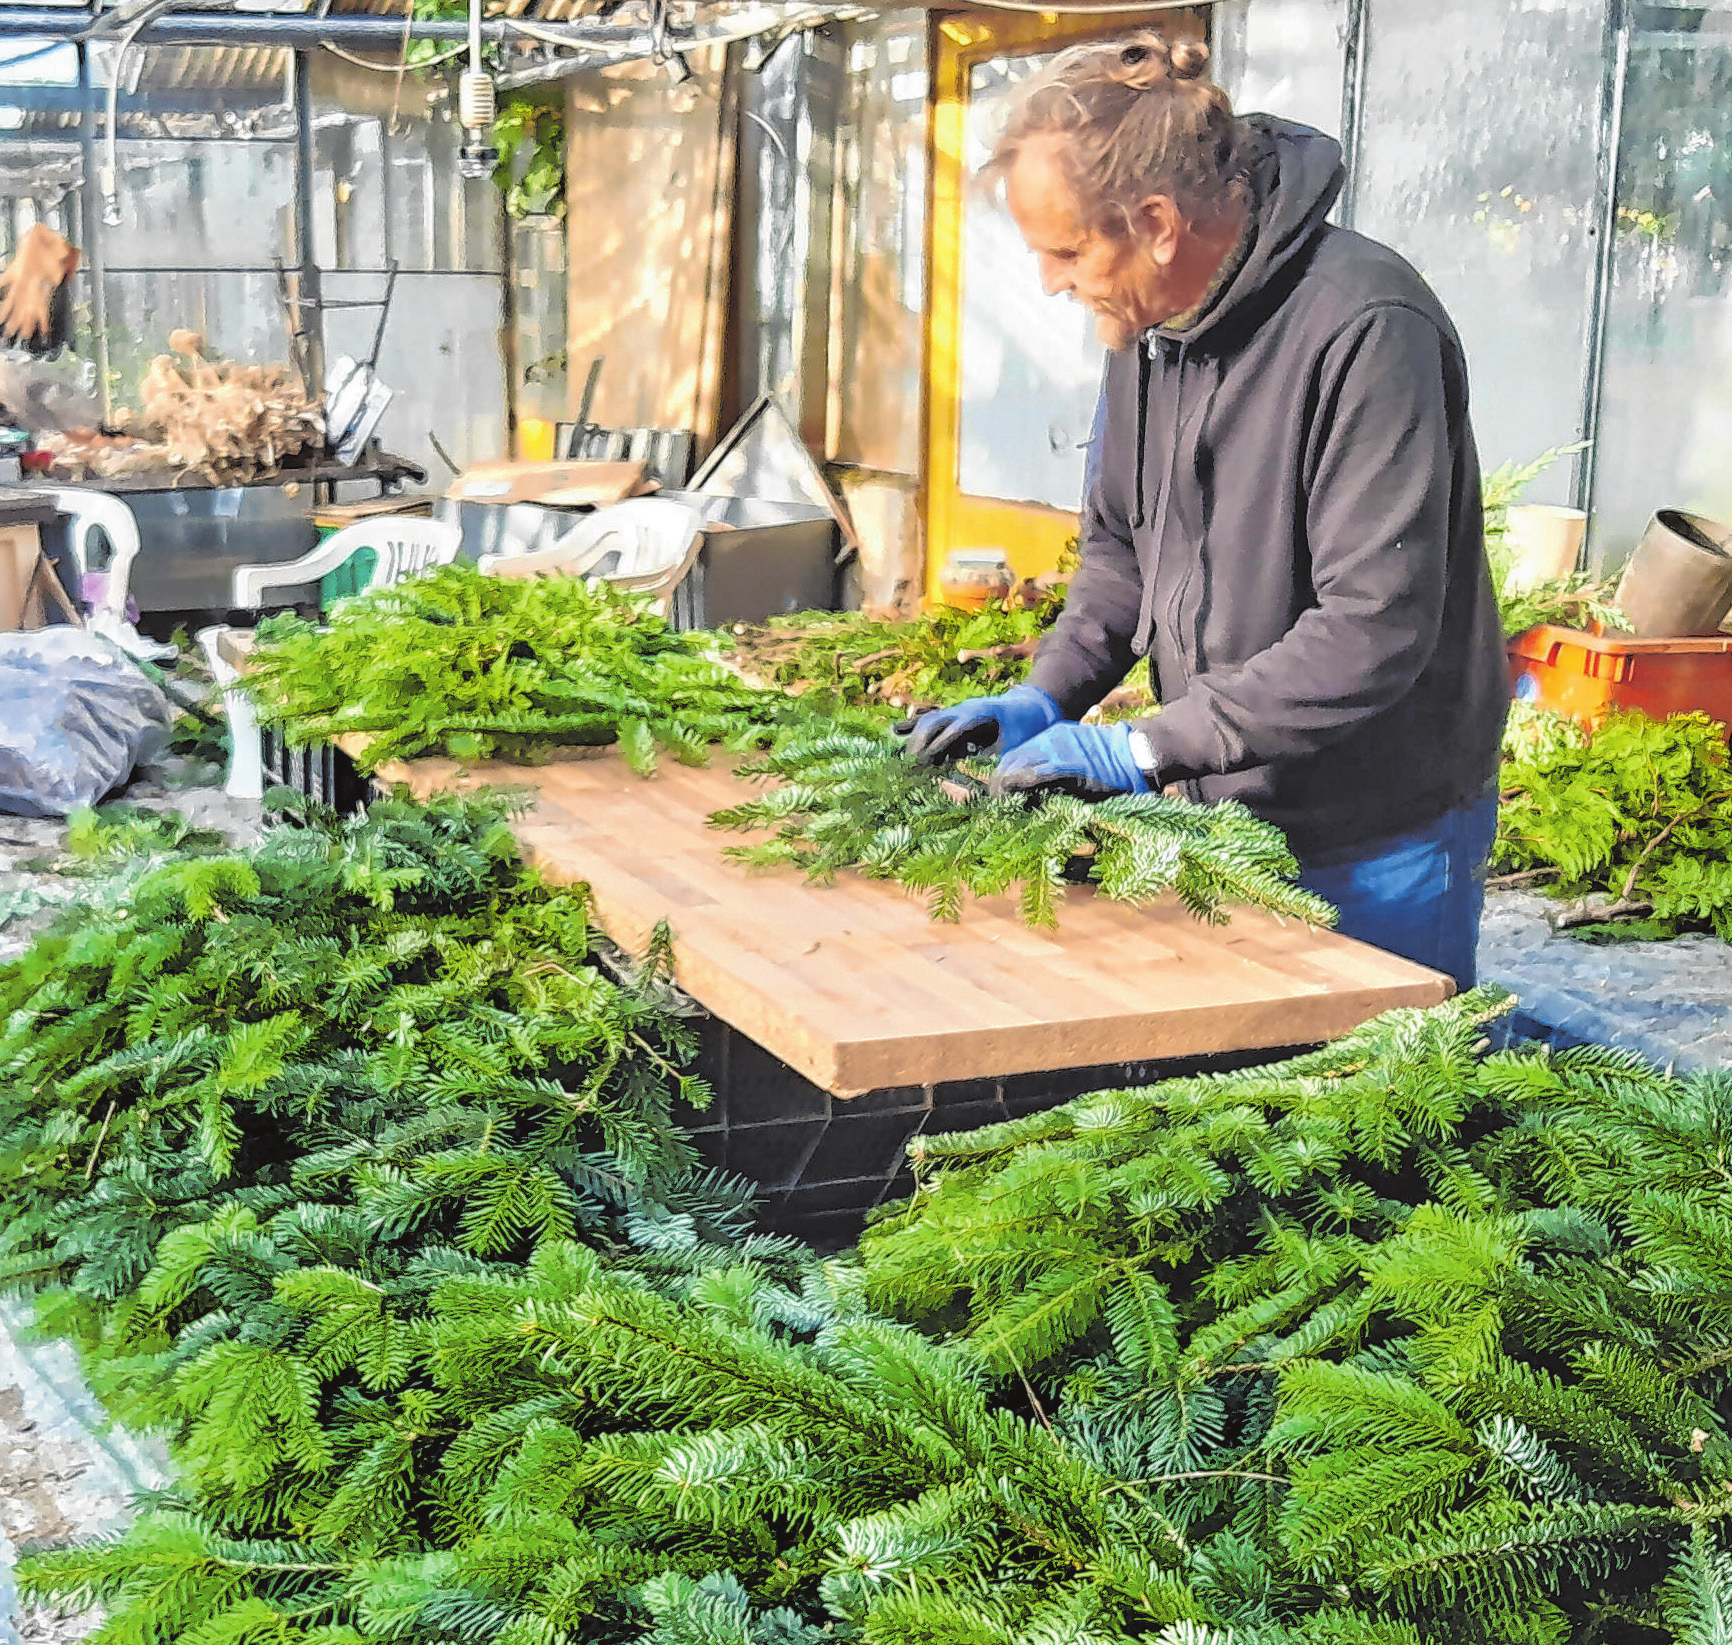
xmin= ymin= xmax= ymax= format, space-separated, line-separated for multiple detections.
xmin=1504 ymin=504 xmax=1588 ymax=591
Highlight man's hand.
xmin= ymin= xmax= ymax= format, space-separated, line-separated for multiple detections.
xmin=897 ymin=683 xmax=1060 ymax=765
xmin=988 ymin=721 xmax=1150 ymax=801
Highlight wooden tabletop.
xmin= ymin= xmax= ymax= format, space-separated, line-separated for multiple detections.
xmin=372 ymin=748 xmax=1454 ymax=1097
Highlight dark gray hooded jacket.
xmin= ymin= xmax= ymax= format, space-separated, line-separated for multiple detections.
xmin=1027 ymin=117 xmax=1509 ymax=865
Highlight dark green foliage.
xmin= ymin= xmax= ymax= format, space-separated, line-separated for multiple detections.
xmin=860 ymin=991 xmax=1509 ymax=1378
xmin=710 ymin=727 xmax=1336 ymax=929
xmin=242 ymin=563 xmax=796 ymax=772
xmin=12 ymin=793 xmax=1732 ymax=1644
xmin=0 ymin=792 xmax=724 ymax=1512
xmin=1495 ymin=705 xmax=1732 ymax=938
xmin=859 ymin=997 xmax=1732 ymax=1642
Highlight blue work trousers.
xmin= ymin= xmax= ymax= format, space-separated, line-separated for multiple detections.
xmin=1295 ymin=792 xmax=1499 ymax=994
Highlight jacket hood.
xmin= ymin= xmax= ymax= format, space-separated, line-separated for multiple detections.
xmin=1154 ymin=115 xmax=1345 ymax=347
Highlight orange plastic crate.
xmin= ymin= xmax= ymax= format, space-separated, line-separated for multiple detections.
xmin=1508 ymin=624 xmax=1732 ymax=734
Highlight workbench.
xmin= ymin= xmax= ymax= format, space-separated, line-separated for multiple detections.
xmin=371 ymin=746 xmax=1453 ymax=1235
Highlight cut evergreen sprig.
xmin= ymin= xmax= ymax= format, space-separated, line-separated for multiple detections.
xmin=709 ymin=727 xmax=1336 ymax=930
xmin=242 ymin=561 xmax=799 ymax=773
xmin=857 ymin=993 xmax=1732 ymax=1642
xmin=1495 ymin=704 xmax=1732 ymax=939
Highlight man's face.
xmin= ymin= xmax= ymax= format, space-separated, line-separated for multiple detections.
xmin=1004 ymin=135 xmax=1175 ymax=351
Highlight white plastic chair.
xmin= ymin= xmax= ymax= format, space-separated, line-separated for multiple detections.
xmin=478 ymin=498 xmax=703 ymax=613
xmin=229 ymin=515 xmax=462 ymax=608
xmin=202 ymin=515 xmax=462 ymax=800
xmin=36 ymin=485 xmax=177 ymax=663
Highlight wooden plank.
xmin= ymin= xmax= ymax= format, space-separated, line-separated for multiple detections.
xmin=378 ymin=748 xmax=1454 ymax=1097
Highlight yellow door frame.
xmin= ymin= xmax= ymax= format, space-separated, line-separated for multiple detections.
xmin=922 ymin=8 xmax=1207 ymax=605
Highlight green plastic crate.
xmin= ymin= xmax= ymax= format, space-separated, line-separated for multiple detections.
xmin=317 ymin=544 xmax=379 ymax=610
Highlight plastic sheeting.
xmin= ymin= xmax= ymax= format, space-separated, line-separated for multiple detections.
xmin=0 ymin=629 xmax=172 ymax=818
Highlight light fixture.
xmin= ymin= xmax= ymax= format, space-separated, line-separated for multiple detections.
xmin=457 ymin=0 xmax=498 ymax=180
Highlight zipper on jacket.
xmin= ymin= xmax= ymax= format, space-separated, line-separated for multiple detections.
xmin=1132 ymin=335 xmax=1188 ymax=659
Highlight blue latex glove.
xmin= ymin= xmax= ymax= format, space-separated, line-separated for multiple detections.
xmin=988 ymin=721 xmax=1151 ymax=801
xmin=897 ymin=683 xmax=1061 ymax=766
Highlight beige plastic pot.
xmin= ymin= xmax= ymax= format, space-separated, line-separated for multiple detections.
xmin=1614 ymin=509 xmax=1732 ymax=638
xmin=1504 ymin=504 xmax=1588 ymax=590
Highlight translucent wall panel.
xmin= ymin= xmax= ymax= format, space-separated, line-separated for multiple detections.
xmin=102 ymin=270 xmax=290 ymax=400
xmin=99 ymin=140 xmax=297 ymax=268
xmin=512 ymin=217 xmax=569 ymax=430
xmin=1211 ymin=0 xmax=1347 ymax=138
xmin=1353 ymin=0 xmax=1605 ymax=503
xmin=830 ymin=12 xmax=928 ymax=474
xmin=308 ymin=56 xmax=503 ymax=274
xmin=1590 ymin=11 xmax=1732 ymax=565
xmin=322 ymin=270 xmax=507 ymax=478
xmin=0 ymin=140 xmax=81 ymax=254
xmin=956 ymin=50 xmax=1103 ymax=511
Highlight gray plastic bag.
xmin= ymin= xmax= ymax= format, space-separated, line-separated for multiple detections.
xmin=0 ymin=629 xmax=173 ymax=817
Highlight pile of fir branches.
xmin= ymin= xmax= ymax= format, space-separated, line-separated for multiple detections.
xmin=725 ymin=592 xmax=1061 ymax=712
xmin=19 ymin=975 xmax=1732 ymax=1645
xmin=709 ymin=726 xmax=1335 ymax=929
xmin=855 ymin=995 xmax=1732 ymax=1643
xmin=1494 ymin=704 xmax=1732 ymax=939
xmin=241 ymin=562 xmax=797 ymax=772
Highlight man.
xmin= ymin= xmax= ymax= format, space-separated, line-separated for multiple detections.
xmin=902 ymin=33 xmax=1508 ymax=991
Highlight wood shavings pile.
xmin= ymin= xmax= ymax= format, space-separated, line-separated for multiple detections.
xmin=39 ymin=331 xmax=324 ymax=486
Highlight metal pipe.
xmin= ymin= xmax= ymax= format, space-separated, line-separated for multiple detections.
xmin=75 ymin=42 xmax=113 ymax=424
xmin=291 ymin=50 xmax=323 ymax=397
xmin=1573 ymin=0 xmax=1631 ymax=566
xmin=1336 ymin=0 xmax=1370 ymax=230
xmin=2 ymin=5 xmax=839 ymax=49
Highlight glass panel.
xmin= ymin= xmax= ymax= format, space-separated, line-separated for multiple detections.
xmin=0 ymin=35 xmax=80 ymax=144
xmin=308 ymin=56 xmax=504 ymax=274
xmin=1590 ymin=7 xmax=1732 ymax=565
xmin=104 ymin=44 xmax=296 ymax=139
xmin=0 ymin=140 xmax=81 ymax=253
xmin=830 ymin=11 xmax=928 ymax=474
xmin=1353 ymin=0 xmax=1606 ymax=504
xmin=321 ymin=270 xmax=507 ymax=482
xmin=511 ymin=217 xmax=569 ymax=427
xmin=0 ymin=140 xmax=98 ymax=399
xmin=1210 ymin=0 xmax=1347 ymax=143
xmin=101 ymin=269 xmax=291 ymax=404
xmin=99 ymin=140 xmax=297 ymax=268
xmin=956 ymin=50 xmax=1104 ymax=511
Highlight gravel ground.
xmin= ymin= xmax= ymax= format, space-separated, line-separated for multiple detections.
xmin=1480 ymin=889 xmax=1732 ymax=1071
xmin=0 ymin=1307 xmax=169 ymax=1645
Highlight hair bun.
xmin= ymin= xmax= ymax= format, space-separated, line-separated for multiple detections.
xmin=1169 ymin=39 xmax=1210 ymax=80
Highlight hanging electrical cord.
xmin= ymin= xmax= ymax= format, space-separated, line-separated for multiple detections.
xmin=99 ymin=5 xmax=163 ymax=227
xmin=318 ymin=40 xmax=467 ymax=73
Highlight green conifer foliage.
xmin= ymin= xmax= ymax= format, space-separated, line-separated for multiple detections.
xmin=710 ymin=730 xmax=1335 ymax=929
xmin=12 ymin=802 xmax=1732 ymax=1645
xmin=240 ymin=565 xmax=797 ymax=771
xmin=1495 ymin=707 xmax=1732 ymax=938
xmin=859 ymin=1003 xmax=1732 ymax=1643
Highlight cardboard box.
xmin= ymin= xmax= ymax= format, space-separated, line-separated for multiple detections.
xmin=0 ymin=523 xmax=79 ymax=632
xmin=444 ymin=459 xmax=651 ymax=509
